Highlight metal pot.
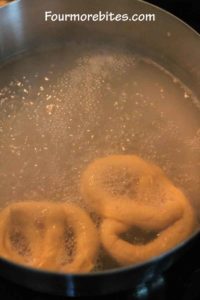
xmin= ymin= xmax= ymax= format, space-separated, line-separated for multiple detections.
xmin=0 ymin=0 xmax=199 ymax=297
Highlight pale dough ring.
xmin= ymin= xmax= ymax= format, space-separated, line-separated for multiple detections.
xmin=81 ymin=155 xmax=184 ymax=231
xmin=0 ymin=201 xmax=99 ymax=273
xmin=100 ymin=196 xmax=196 ymax=265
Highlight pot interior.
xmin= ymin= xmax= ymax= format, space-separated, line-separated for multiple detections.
xmin=0 ymin=0 xmax=199 ymax=274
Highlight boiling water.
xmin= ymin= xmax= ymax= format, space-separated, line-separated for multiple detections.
xmin=0 ymin=43 xmax=199 ymax=271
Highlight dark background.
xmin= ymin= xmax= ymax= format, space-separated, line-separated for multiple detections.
xmin=146 ymin=0 xmax=200 ymax=32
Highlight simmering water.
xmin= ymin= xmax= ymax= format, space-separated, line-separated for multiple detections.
xmin=0 ymin=43 xmax=199 ymax=271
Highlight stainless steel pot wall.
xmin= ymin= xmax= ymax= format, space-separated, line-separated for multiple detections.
xmin=0 ymin=0 xmax=199 ymax=297
xmin=0 ymin=0 xmax=200 ymax=98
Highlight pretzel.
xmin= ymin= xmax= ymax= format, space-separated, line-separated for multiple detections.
xmin=100 ymin=194 xmax=196 ymax=265
xmin=0 ymin=201 xmax=99 ymax=273
xmin=81 ymin=155 xmax=184 ymax=231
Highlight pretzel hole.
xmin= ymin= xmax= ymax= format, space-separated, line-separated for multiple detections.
xmin=120 ymin=227 xmax=158 ymax=245
xmin=9 ymin=229 xmax=31 ymax=258
xmin=62 ymin=225 xmax=76 ymax=264
xmin=101 ymin=166 xmax=139 ymax=198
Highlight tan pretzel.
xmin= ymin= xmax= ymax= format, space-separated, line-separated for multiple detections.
xmin=0 ymin=201 xmax=99 ymax=273
xmin=100 ymin=194 xmax=196 ymax=265
xmin=81 ymin=155 xmax=184 ymax=231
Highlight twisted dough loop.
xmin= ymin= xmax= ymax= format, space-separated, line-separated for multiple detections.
xmin=81 ymin=154 xmax=196 ymax=265
xmin=0 ymin=201 xmax=99 ymax=273
xmin=100 ymin=194 xmax=196 ymax=265
xmin=81 ymin=155 xmax=184 ymax=231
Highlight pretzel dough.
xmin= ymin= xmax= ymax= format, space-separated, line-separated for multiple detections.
xmin=81 ymin=155 xmax=184 ymax=231
xmin=100 ymin=194 xmax=196 ymax=265
xmin=0 ymin=201 xmax=99 ymax=273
